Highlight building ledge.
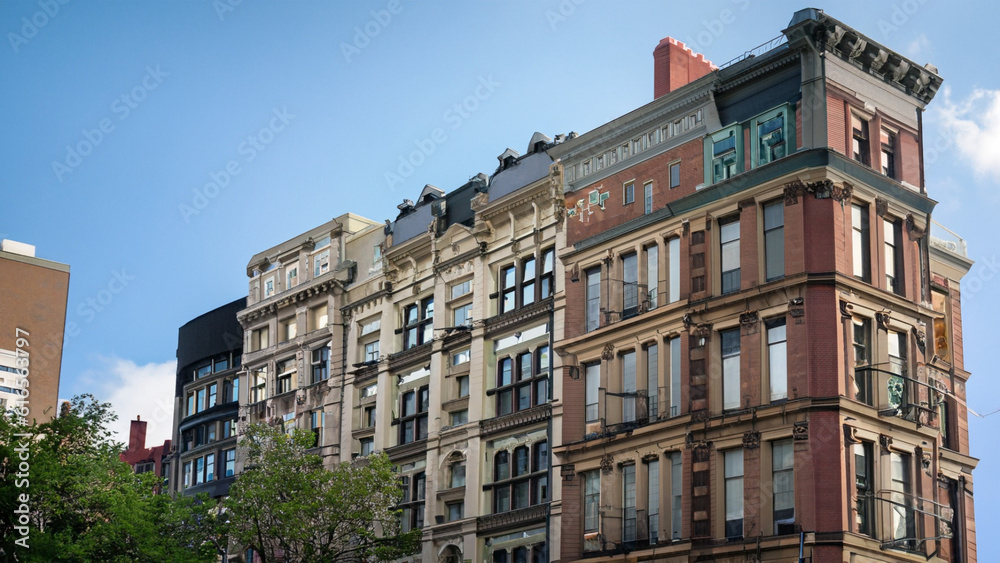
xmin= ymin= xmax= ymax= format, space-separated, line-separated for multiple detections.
xmin=385 ymin=439 xmax=428 ymax=462
xmin=480 ymin=404 xmax=551 ymax=437
xmin=388 ymin=342 xmax=433 ymax=371
xmin=477 ymin=503 xmax=548 ymax=536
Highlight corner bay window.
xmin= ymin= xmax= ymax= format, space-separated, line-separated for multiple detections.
xmin=498 ymin=248 xmax=555 ymax=315
xmin=398 ymin=386 xmax=429 ymax=444
xmin=495 ymin=346 xmax=550 ymax=416
xmin=492 ymin=443 xmax=549 ymax=513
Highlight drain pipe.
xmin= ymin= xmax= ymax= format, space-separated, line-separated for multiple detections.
xmin=799 ymin=530 xmax=805 ymax=563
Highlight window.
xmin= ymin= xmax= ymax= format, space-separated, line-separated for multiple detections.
xmin=250 ymin=368 xmax=267 ymax=402
xmin=853 ymin=318 xmax=873 ymax=404
xmin=763 ymin=201 xmax=784 ymax=281
xmin=620 ymin=351 xmax=637 ymax=423
xmin=207 ymin=423 xmax=216 ymax=443
xmin=624 ymin=181 xmax=635 ymax=205
xmin=194 ymin=456 xmax=205 ymax=485
xmin=499 ymin=249 xmax=555 ymax=315
xmin=646 ymin=245 xmax=658 ymax=310
xmin=453 ymin=302 xmax=473 ymax=327
xmin=885 ymin=219 xmax=903 ymax=295
xmin=457 ymin=375 xmax=469 ymax=398
xmin=313 ymin=248 xmax=330 ymax=278
xmin=282 ymin=412 xmax=295 ymax=434
xmin=451 ymin=409 xmax=468 ymax=425
xmin=495 ymin=346 xmax=549 ymax=416
xmin=852 ymin=203 xmax=871 ymax=282
xmin=276 ymin=359 xmax=295 ymax=395
xmin=669 ymin=336 xmax=681 ymax=417
xmin=402 ymin=296 xmax=434 ymax=349
xmin=363 ymin=405 xmax=377 ymax=428
xmin=721 ymin=328 xmax=741 ymax=411
xmin=584 ymin=470 xmax=600 ymax=532
xmin=854 ymin=442 xmax=874 ymax=536
xmin=360 ymin=437 xmax=374 ymax=456
xmin=399 ymin=472 xmax=426 ymax=532
xmin=183 ymin=461 xmax=192 ymax=488
xmin=623 ymin=464 xmax=637 ymax=545
xmin=281 ymin=317 xmax=297 ymax=342
xmin=585 ymin=267 xmax=601 ymax=332
xmin=364 ymin=340 xmax=379 ymax=363
xmin=310 ymin=304 xmax=328 ymax=331
xmin=622 ymin=253 xmax=638 ymax=318
xmin=197 ymin=388 xmax=206 ymax=412
xmin=251 ymin=326 xmax=269 ymax=351
xmin=643 ymin=181 xmax=653 ymax=214
xmin=931 ymin=290 xmax=951 ymax=362
xmin=890 ymin=453 xmax=916 ymax=549
xmin=888 ymin=331 xmax=908 ymax=416
xmin=447 ymin=502 xmax=464 ymax=522
xmin=755 ymin=111 xmax=785 ymax=165
xmin=311 ymin=347 xmax=329 ymax=383
xmin=670 ymin=452 xmax=682 ymax=540
xmin=585 ymin=363 xmax=600 ymax=424
xmin=852 ymin=114 xmax=870 ymax=166
xmin=881 ymin=128 xmax=896 ymax=178
xmin=310 ymin=409 xmax=324 ymax=448
xmin=224 ymin=376 xmax=240 ymax=403
xmin=196 ymin=364 xmax=211 ymax=379
xmin=286 ymin=266 xmax=298 ymax=289
xmin=772 ymin=440 xmax=794 ymax=534
xmin=398 ymin=386 xmax=429 ymax=444
xmin=207 ymin=383 xmax=217 ymax=409
xmin=451 ymin=461 xmax=466 ymax=488
xmin=724 ymin=450 xmax=744 ymax=539
xmin=647 ymin=458 xmax=660 ymax=545
xmin=646 ymin=344 xmax=658 ymax=420
xmin=720 ymin=217 xmax=740 ymax=294
xmin=224 ymin=448 xmax=236 ymax=478
xmin=264 ymin=276 xmax=275 ymax=298
xmin=767 ymin=318 xmax=787 ymax=402
xmin=669 ymin=162 xmax=680 ymax=188
xmin=668 ymin=237 xmax=680 ymax=303
xmin=451 ymin=279 xmax=471 ymax=299
xmin=222 ymin=418 xmax=237 ymax=439
xmin=711 ymin=130 xmax=739 ymax=182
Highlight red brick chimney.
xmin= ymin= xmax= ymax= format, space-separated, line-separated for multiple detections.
xmin=128 ymin=416 xmax=147 ymax=452
xmin=653 ymin=37 xmax=716 ymax=99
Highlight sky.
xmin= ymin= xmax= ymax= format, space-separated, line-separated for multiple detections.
xmin=2 ymin=0 xmax=998 ymax=555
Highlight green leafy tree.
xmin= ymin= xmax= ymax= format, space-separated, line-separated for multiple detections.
xmin=225 ymin=423 xmax=420 ymax=562
xmin=0 ymin=395 xmax=219 ymax=562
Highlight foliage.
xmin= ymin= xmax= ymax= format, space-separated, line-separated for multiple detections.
xmin=224 ymin=423 xmax=421 ymax=562
xmin=0 ymin=395 xmax=219 ymax=562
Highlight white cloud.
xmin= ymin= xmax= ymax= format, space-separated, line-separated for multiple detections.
xmin=934 ymin=87 xmax=1000 ymax=181
xmin=85 ymin=356 xmax=177 ymax=448
xmin=905 ymin=33 xmax=930 ymax=59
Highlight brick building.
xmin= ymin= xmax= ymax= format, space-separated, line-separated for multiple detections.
xmin=547 ymin=8 xmax=976 ymax=563
xmin=0 ymin=239 xmax=69 ymax=424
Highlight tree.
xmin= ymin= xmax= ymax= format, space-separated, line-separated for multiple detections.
xmin=0 ymin=395 xmax=219 ymax=562
xmin=225 ymin=423 xmax=420 ymax=562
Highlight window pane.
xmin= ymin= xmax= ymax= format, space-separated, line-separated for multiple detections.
xmin=622 ymin=351 xmax=636 ymax=422
xmin=585 ymin=364 xmax=600 ymax=422
xmin=668 ymin=238 xmax=680 ymax=303
xmin=768 ymin=320 xmax=787 ymax=401
xmin=722 ymin=329 xmax=741 ymax=410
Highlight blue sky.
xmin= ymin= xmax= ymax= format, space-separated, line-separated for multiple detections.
xmin=2 ymin=0 xmax=998 ymax=555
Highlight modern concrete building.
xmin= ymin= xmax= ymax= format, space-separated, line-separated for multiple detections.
xmin=237 ymin=213 xmax=381 ymax=472
xmin=547 ymin=8 xmax=976 ymax=563
xmin=168 ymin=297 xmax=245 ymax=499
xmin=0 ymin=239 xmax=69 ymax=424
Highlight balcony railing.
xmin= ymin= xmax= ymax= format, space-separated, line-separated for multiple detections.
xmin=853 ymin=366 xmax=943 ymax=424
xmin=603 ymin=282 xmax=652 ymax=326
xmin=872 ymin=489 xmax=954 ymax=551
